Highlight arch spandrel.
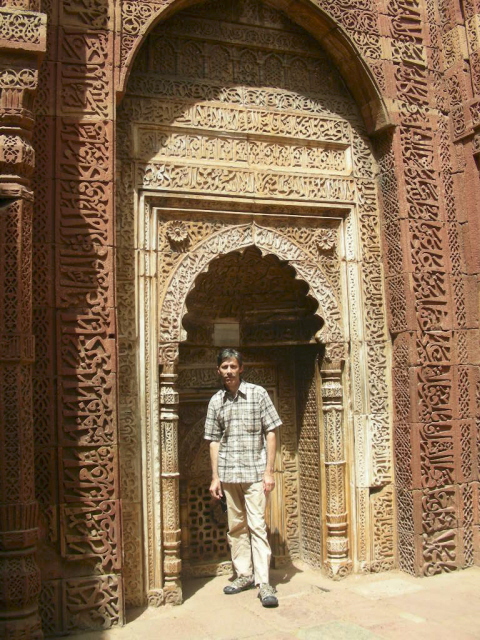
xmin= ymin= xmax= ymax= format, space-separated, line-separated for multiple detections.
xmin=158 ymin=222 xmax=343 ymax=345
xmin=117 ymin=0 xmax=391 ymax=134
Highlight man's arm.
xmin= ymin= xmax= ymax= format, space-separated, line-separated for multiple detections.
xmin=209 ymin=441 xmax=223 ymax=499
xmin=263 ymin=430 xmax=276 ymax=494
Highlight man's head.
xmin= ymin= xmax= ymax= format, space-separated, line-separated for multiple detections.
xmin=217 ymin=348 xmax=244 ymax=393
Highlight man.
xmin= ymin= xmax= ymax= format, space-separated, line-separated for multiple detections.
xmin=204 ymin=348 xmax=282 ymax=607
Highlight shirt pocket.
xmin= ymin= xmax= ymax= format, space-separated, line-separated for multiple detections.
xmin=242 ymin=417 xmax=261 ymax=434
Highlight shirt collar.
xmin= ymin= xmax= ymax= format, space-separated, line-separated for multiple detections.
xmin=223 ymin=379 xmax=247 ymax=400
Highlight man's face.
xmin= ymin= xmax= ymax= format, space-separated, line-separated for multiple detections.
xmin=218 ymin=357 xmax=243 ymax=392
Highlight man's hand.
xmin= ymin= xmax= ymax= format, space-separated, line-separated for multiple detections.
xmin=209 ymin=441 xmax=222 ymax=499
xmin=264 ymin=430 xmax=276 ymax=494
xmin=263 ymin=471 xmax=275 ymax=494
xmin=210 ymin=477 xmax=223 ymax=500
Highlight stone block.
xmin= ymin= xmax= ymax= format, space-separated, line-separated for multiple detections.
xmin=62 ymin=574 xmax=124 ymax=632
xmin=59 ymin=445 xmax=119 ymax=504
xmin=54 ymin=244 xmax=114 ymax=310
xmin=56 ymin=179 xmax=114 ymax=249
xmin=59 ymin=0 xmax=113 ymax=31
xmin=385 ymin=273 xmax=417 ymax=334
xmin=34 ymin=62 xmax=57 ymax=118
xmin=56 ymin=118 xmax=114 ymax=182
xmin=57 ymin=366 xmax=117 ymax=447
xmin=412 ymin=420 xmax=456 ymax=490
xmin=415 ymin=330 xmax=453 ymax=367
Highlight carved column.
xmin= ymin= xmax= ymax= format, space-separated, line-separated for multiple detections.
xmin=319 ymin=343 xmax=352 ymax=579
xmin=157 ymin=343 xmax=182 ymax=605
xmin=0 ymin=3 xmax=46 ymax=638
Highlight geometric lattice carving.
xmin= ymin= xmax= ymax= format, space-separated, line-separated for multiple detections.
xmin=297 ymin=348 xmax=323 ymax=568
xmin=178 ymin=397 xmax=230 ymax=575
xmin=184 ymin=484 xmax=229 ymax=565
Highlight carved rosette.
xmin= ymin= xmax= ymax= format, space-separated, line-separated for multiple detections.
xmin=165 ymin=220 xmax=189 ymax=251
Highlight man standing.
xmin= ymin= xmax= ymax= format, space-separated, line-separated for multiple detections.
xmin=204 ymin=348 xmax=282 ymax=607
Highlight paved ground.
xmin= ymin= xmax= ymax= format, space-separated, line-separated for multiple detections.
xmin=74 ymin=563 xmax=480 ymax=640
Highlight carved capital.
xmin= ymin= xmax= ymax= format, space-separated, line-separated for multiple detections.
xmin=158 ymin=342 xmax=179 ymax=368
xmin=0 ymin=67 xmax=37 ymax=90
xmin=322 ymin=341 xmax=347 ymax=366
xmin=0 ymin=133 xmax=35 ymax=181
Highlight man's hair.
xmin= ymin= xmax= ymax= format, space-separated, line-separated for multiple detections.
xmin=217 ymin=348 xmax=243 ymax=367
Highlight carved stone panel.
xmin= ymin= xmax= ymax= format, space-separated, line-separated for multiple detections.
xmin=178 ymin=352 xmax=301 ymax=575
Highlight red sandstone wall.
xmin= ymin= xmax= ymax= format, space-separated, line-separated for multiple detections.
xmin=0 ymin=0 xmax=473 ymax=635
xmin=32 ymin=0 xmax=122 ymax=634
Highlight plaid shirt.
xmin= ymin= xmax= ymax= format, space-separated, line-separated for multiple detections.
xmin=204 ymin=380 xmax=282 ymax=483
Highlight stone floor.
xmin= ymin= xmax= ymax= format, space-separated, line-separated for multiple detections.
xmin=73 ymin=564 xmax=480 ymax=640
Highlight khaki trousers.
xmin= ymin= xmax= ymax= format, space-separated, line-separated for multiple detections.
xmin=223 ymin=481 xmax=271 ymax=586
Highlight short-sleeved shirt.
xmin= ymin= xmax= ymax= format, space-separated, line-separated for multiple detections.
xmin=204 ymin=380 xmax=282 ymax=483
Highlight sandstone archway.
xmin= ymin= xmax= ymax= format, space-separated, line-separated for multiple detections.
xmin=116 ymin=0 xmax=393 ymax=608
xmin=158 ymin=235 xmax=352 ymax=597
xmin=176 ymin=246 xmax=326 ymax=577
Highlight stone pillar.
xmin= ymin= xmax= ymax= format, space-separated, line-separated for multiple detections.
xmin=319 ymin=343 xmax=352 ymax=579
xmin=0 ymin=3 xmax=46 ymax=638
xmin=157 ymin=343 xmax=182 ymax=605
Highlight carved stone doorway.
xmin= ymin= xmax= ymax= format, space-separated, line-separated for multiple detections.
xmin=176 ymin=246 xmax=324 ymax=577
xmin=177 ymin=352 xmax=325 ymax=578
xmin=116 ymin=0 xmax=395 ymax=609
xmin=178 ymin=360 xmax=282 ymax=578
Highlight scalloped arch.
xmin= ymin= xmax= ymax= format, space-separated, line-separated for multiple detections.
xmin=158 ymin=223 xmax=343 ymax=345
xmin=117 ymin=0 xmax=391 ymax=134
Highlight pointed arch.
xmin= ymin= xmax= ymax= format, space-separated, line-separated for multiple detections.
xmin=117 ymin=0 xmax=391 ymax=134
xmin=158 ymin=223 xmax=343 ymax=345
